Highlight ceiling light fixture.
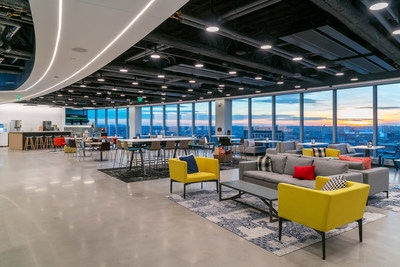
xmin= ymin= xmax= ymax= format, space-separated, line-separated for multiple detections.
xmin=157 ymin=74 xmax=165 ymax=78
xmin=112 ymin=87 xmax=118 ymax=91
xmin=392 ymin=29 xmax=400 ymax=35
xmin=238 ymin=87 xmax=244 ymax=90
xmin=150 ymin=45 xmax=161 ymax=59
xmin=277 ymin=81 xmax=284 ymax=85
xmin=351 ymin=77 xmax=359 ymax=81
xmin=142 ymin=96 xmax=147 ymax=99
xmin=336 ymin=72 xmax=345 ymax=76
xmin=132 ymin=81 xmax=139 ymax=85
xmin=188 ymin=88 xmax=193 ymax=92
xmin=260 ymin=44 xmax=272 ymax=50
xmin=120 ymin=68 xmax=128 ymax=72
xmin=68 ymin=89 xmax=74 ymax=93
xmin=226 ymin=93 xmax=231 ymax=96
xmin=195 ymin=62 xmax=204 ymax=68
xmin=179 ymin=99 xmax=183 ymax=102
xmin=39 ymin=96 xmax=44 ymax=99
xmin=189 ymin=79 xmax=196 ymax=84
xmin=161 ymin=85 xmax=168 ymax=89
xmin=255 ymin=76 xmax=262 ymax=80
xmin=207 ymin=91 xmax=212 ymax=94
xmin=206 ymin=25 xmax=219 ymax=32
xmin=182 ymin=95 xmax=187 ymax=98
xmin=73 ymin=102 xmax=77 ymax=105
xmin=256 ymin=90 xmax=261 ymax=93
xmin=200 ymin=97 xmax=204 ymax=100
xmin=161 ymin=97 xmax=166 ymax=100
xmin=106 ymin=97 xmax=111 ymax=100
xmin=228 ymin=70 xmax=237 ymax=75
xmin=295 ymin=85 xmax=301 ymax=88
xmin=80 ymin=84 xmax=86 ymax=88
xmin=84 ymin=95 xmax=89 ymax=98
xmin=58 ymin=94 xmax=62 ymax=97
xmin=369 ymin=2 xmax=389 ymax=11
xmin=218 ymin=84 xmax=225 ymax=88
xmin=96 ymin=92 xmax=102 ymax=95
xmin=97 ymin=78 xmax=105 ymax=82
xmin=292 ymin=56 xmax=303 ymax=61
xmin=120 ymin=94 xmax=125 ymax=97
xmin=138 ymin=90 xmax=144 ymax=93
xmin=161 ymin=92 xmax=166 ymax=96
xmin=68 ymin=98 xmax=73 ymax=101
xmin=316 ymin=65 xmax=326 ymax=69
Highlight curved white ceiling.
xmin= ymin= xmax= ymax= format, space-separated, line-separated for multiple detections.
xmin=0 ymin=0 xmax=188 ymax=104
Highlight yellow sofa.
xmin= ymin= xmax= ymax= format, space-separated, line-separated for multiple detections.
xmin=278 ymin=176 xmax=370 ymax=259
xmin=168 ymin=157 xmax=219 ymax=198
xmin=302 ymin=148 xmax=340 ymax=157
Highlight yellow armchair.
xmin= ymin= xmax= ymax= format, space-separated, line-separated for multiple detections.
xmin=168 ymin=157 xmax=219 ymax=198
xmin=302 ymin=148 xmax=340 ymax=157
xmin=278 ymin=176 xmax=370 ymax=259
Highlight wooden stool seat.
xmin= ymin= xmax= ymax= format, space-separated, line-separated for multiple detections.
xmin=24 ymin=136 xmax=36 ymax=150
xmin=44 ymin=136 xmax=54 ymax=149
xmin=35 ymin=136 xmax=45 ymax=149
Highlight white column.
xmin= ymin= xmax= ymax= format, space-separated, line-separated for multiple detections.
xmin=129 ymin=106 xmax=142 ymax=138
xmin=215 ymin=99 xmax=232 ymax=135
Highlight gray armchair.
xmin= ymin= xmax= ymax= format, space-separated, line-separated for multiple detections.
xmin=277 ymin=141 xmax=302 ymax=154
xmin=328 ymin=143 xmax=363 ymax=157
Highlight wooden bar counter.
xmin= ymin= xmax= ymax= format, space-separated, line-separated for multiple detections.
xmin=8 ymin=131 xmax=72 ymax=150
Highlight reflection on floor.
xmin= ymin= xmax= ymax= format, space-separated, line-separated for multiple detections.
xmin=0 ymin=148 xmax=399 ymax=266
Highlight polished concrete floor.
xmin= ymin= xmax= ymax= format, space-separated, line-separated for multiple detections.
xmin=0 ymin=148 xmax=399 ymax=267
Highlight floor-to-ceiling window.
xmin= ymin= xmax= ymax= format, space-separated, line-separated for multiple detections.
xmin=378 ymin=83 xmax=400 ymax=153
xmin=151 ymin=106 xmax=163 ymax=135
xmin=141 ymin=106 xmax=151 ymax=135
xmin=97 ymin=109 xmax=106 ymax=129
xmin=211 ymin=101 xmax=215 ymax=140
xmin=117 ymin=108 xmax=128 ymax=138
xmin=87 ymin=109 xmax=96 ymax=125
xmin=179 ymin=103 xmax=192 ymax=136
xmin=304 ymin=91 xmax=333 ymax=143
xmin=276 ymin=94 xmax=300 ymax=141
xmin=251 ymin=96 xmax=272 ymax=139
xmin=195 ymin=102 xmax=209 ymax=138
xmin=165 ymin=105 xmax=177 ymax=136
xmin=232 ymin=99 xmax=249 ymax=139
xmin=106 ymin=109 xmax=116 ymax=136
xmin=337 ymin=87 xmax=373 ymax=145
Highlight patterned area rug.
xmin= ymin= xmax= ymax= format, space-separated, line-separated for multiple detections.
xmin=368 ymin=185 xmax=400 ymax=212
xmin=168 ymin=190 xmax=385 ymax=256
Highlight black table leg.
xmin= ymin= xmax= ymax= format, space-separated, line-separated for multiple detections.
xmin=100 ymin=151 xmax=103 ymax=161
xmin=139 ymin=148 xmax=146 ymax=175
xmin=129 ymin=150 xmax=134 ymax=171
xmin=365 ymin=150 xmax=370 ymax=157
xmin=266 ymin=143 xmax=269 ymax=149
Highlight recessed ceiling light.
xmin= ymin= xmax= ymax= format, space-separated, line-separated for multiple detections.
xmin=138 ymin=90 xmax=144 ymax=93
xmin=218 ymin=84 xmax=225 ymax=88
xmin=96 ymin=92 xmax=102 ymax=95
xmin=238 ymin=87 xmax=244 ymax=90
xmin=39 ymin=96 xmax=44 ymax=99
xmin=142 ymin=96 xmax=147 ymax=99
xmin=188 ymin=88 xmax=193 ymax=92
xmin=260 ymin=44 xmax=272 ymax=50
xmin=369 ymin=2 xmax=389 ymax=10
xmin=91 ymin=100 xmax=95 ymax=102
xmin=106 ymin=97 xmax=111 ymax=100
xmin=295 ymin=85 xmax=301 ymax=88
xmin=126 ymin=98 xmax=130 ymax=101
xmin=112 ymin=88 xmax=118 ymax=91
xmin=145 ymin=100 xmax=149 ymax=103
xmin=84 ymin=95 xmax=89 ymax=98
xmin=207 ymin=91 xmax=212 ymax=94
xmin=226 ymin=93 xmax=231 ymax=96
xmin=132 ymin=81 xmax=139 ymax=85
xmin=68 ymin=98 xmax=73 ymax=101
xmin=157 ymin=74 xmax=165 ymax=78
xmin=120 ymin=94 xmax=125 ymax=97
xmin=80 ymin=84 xmax=86 ymax=88
xmin=292 ymin=56 xmax=303 ymax=61
xmin=73 ymin=102 xmax=77 ymax=105
xmin=206 ymin=25 xmax=219 ymax=32
xmin=161 ymin=97 xmax=166 ymax=100
xmin=316 ymin=65 xmax=326 ymax=69
xmin=351 ymin=77 xmax=359 ymax=81
xmin=179 ymin=99 xmax=183 ymax=102
xmin=256 ymin=90 xmax=261 ymax=93
xmin=161 ymin=92 xmax=166 ymax=96
xmin=161 ymin=85 xmax=168 ymax=89
xmin=277 ymin=81 xmax=284 ymax=85
xmin=182 ymin=95 xmax=187 ymax=98
xmin=68 ymin=90 xmax=74 ymax=93
xmin=97 ymin=78 xmax=105 ymax=82
xmin=228 ymin=70 xmax=237 ymax=75
xmin=120 ymin=68 xmax=128 ymax=72
xmin=200 ymin=97 xmax=204 ymax=100
xmin=255 ymin=76 xmax=262 ymax=80
xmin=336 ymin=72 xmax=345 ymax=76
xmin=189 ymin=80 xmax=196 ymax=84
xmin=52 ymin=100 xmax=56 ymax=103
xmin=392 ymin=29 xmax=400 ymax=35
xmin=58 ymin=94 xmax=62 ymax=97
xmin=151 ymin=54 xmax=161 ymax=59
xmin=195 ymin=63 xmax=204 ymax=68
xmin=111 ymin=101 xmax=115 ymax=104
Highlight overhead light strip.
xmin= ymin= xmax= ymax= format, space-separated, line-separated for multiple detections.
xmin=16 ymin=0 xmax=156 ymax=102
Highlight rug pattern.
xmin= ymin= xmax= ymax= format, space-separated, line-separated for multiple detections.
xmin=168 ymin=190 xmax=385 ymax=256
xmin=368 ymin=185 xmax=400 ymax=212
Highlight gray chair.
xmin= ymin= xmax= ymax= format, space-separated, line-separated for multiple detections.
xmin=327 ymin=143 xmax=364 ymax=157
xmin=277 ymin=141 xmax=302 ymax=154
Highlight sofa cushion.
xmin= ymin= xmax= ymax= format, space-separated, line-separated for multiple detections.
xmin=293 ymin=165 xmax=315 ymax=180
xmin=312 ymin=147 xmax=326 ymax=157
xmin=346 ymin=144 xmax=356 ymax=153
xmin=334 ymin=144 xmax=348 ymax=155
xmin=282 ymin=141 xmax=296 ymax=151
xmin=178 ymin=155 xmax=199 ymax=174
xmin=268 ymin=154 xmax=287 ymax=174
xmin=284 ymin=157 xmax=314 ymax=175
xmin=342 ymin=160 xmax=365 ymax=170
xmin=242 ymin=170 xmax=315 ymax=189
xmin=339 ymin=155 xmax=372 ymax=169
xmin=314 ymin=159 xmax=349 ymax=177
xmin=257 ymin=156 xmax=272 ymax=172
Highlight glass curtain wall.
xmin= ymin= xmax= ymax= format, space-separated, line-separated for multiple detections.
xmin=337 ymin=86 xmax=373 ymax=145
xmin=232 ymin=99 xmax=249 ymax=139
xmin=211 ymin=101 xmax=215 ymax=140
xmin=87 ymin=110 xmax=96 ymax=125
xmin=117 ymin=108 xmax=128 ymax=138
xmin=304 ymin=91 xmax=333 ymax=142
xmin=275 ymin=94 xmax=300 ymax=141
xmin=195 ymin=102 xmax=209 ymax=138
xmin=141 ymin=106 xmax=151 ymax=135
xmin=97 ymin=109 xmax=106 ymax=129
xmin=152 ymin=106 xmax=163 ymax=135
xmin=165 ymin=105 xmax=177 ymax=136
xmin=106 ymin=109 xmax=116 ymax=136
xmin=378 ymin=83 xmax=400 ymax=153
xmin=251 ymin=96 xmax=272 ymax=139
xmin=179 ymin=103 xmax=192 ymax=136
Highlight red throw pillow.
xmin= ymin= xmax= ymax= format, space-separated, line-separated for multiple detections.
xmin=293 ymin=165 xmax=315 ymax=180
xmin=338 ymin=155 xmax=372 ymax=169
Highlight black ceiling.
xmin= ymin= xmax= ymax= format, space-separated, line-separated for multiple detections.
xmin=23 ymin=0 xmax=400 ymax=107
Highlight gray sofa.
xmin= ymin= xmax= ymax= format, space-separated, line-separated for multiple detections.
xmin=327 ymin=143 xmax=363 ymax=157
xmin=232 ymin=139 xmax=266 ymax=156
xmin=239 ymin=154 xmax=389 ymax=197
xmin=276 ymin=141 xmax=303 ymax=154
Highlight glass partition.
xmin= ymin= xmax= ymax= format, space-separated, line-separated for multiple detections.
xmin=276 ymin=94 xmax=300 ymax=141
xmin=251 ymin=96 xmax=272 ymax=139
xmin=179 ymin=103 xmax=192 ymax=136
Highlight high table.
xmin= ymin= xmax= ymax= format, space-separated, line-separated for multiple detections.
xmin=352 ymin=145 xmax=385 ymax=157
xmin=254 ymin=140 xmax=280 ymax=149
xmin=298 ymin=142 xmax=329 ymax=148
xmin=119 ymin=137 xmax=198 ymax=173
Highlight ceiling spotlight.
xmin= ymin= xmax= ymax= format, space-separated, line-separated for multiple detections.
xmin=161 ymin=85 xmax=168 ymax=89
xmin=39 ymin=96 xmax=44 ymax=99
xmin=84 ymin=95 xmax=89 ymax=98
xmin=182 ymin=95 xmax=187 ymax=98
xmin=80 ymin=84 xmax=86 ymax=88
xmin=392 ymin=29 xmax=400 ymax=35
xmin=68 ymin=98 xmax=73 ymax=101
xmin=292 ymin=56 xmax=303 ymax=61
xmin=207 ymin=91 xmax=212 ymax=94
xmin=161 ymin=92 xmax=166 ymax=96
xmin=179 ymin=99 xmax=183 ymax=102
xmin=112 ymin=87 xmax=118 ymax=91
xmin=96 ymin=92 xmax=102 ymax=95
xmin=256 ymin=90 xmax=261 ymax=93
xmin=157 ymin=74 xmax=165 ymax=78
xmin=260 ymin=44 xmax=272 ymax=50
xmin=142 ymin=96 xmax=147 ymax=99
xmin=151 ymin=54 xmax=160 ymax=59
xmin=188 ymin=88 xmax=193 ymax=92
xmin=132 ymin=81 xmax=139 ymax=85
xmin=277 ymin=81 xmax=284 ymax=85
xmin=351 ymin=77 xmax=359 ymax=81
xmin=199 ymin=97 xmax=204 ymax=100
xmin=255 ymin=76 xmax=262 ymax=80
xmin=106 ymin=97 xmax=111 ymax=100
xmin=226 ymin=93 xmax=231 ymax=96
xmin=295 ymin=85 xmax=301 ymax=89
xmin=58 ymin=94 xmax=62 ymax=97
xmin=195 ymin=63 xmax=204 ymax=68
xmin=68 ymin=90 xmax=74 ymax=93
xmin=145 ymin=100 xmax=149 ymax=103
xmin=161 ymin=97 xmax=166 ymax=100
xmin=161 ymin=101 xmax=165 ymax=104
xmin=206 ymin=25 xmax=219 ymax=32
xmin=120 ymin=94 xmax=125 ymax=97
xmin=218 ymin=84 xmax=225 ymax=88
xmin=138 ymin=90 xmax=144 ymax=93
xmin=120 ymin=68 xmax=128 ymax=72
xmin=316 ymin=65 xmax=326 ymax=70
xmin=126 ymin=98 xmax=131 ymax=101
xmin=228 ymin=70 xmax=237 ymax=75
xmin=336 ymin=72 xmax=345 ymax=76
xmin=73 ymin=102 xmax=77 ymax=105
xmin=91 ymin=100 xmax=95 ymax=102
xmin=97 ymin=78 xmax=105 ymax=82
xmin=238 ymin=87 xmax=244 ymax=90
xmin=369 ymin=2 xmax=389 ymax=11
xmin=189 ymin=79 xmax=196 ymax=84
xmin=52 ymin=100 xmax=56 ymax=103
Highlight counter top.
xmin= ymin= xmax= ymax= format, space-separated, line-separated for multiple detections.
xmin=9 ymin=131 xmax=71 ymax=133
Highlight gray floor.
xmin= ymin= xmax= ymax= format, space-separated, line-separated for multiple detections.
xmin=0 ymin=148 xmax=399 ymax=267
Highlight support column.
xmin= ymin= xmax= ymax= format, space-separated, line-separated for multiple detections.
xmin=272 ymin=96 xmax=276 ymax=140
xmin=129 ymin=106 xmax=142 ymax=138
xmin=373 ymin=85 xmax=378 ymax=157
xmin=333 ymin=90 xmax=337 ymax=143
xmin=300 ymin=93 xmax=304 ymax=142
xmin=248 ymin=98 xmax=252 ymax=139
xmin=215 ymin=99 xmax=232 ymax=135
xmin=177 ymin=104 xmax=180 ymax=136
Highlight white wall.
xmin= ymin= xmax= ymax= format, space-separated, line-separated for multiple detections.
xmin=129 ymin=106 xmax=142 ymax=138
xmin=215 ymin=99 xmax=232 ymax=135
xmin=0 ymin=104 xmax=65 ymax=132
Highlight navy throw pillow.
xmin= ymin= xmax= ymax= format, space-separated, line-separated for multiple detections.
xmin=178 ymin=155 xmax=199 ymax=174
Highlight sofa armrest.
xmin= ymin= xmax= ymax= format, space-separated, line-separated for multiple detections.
xmin=239 ymin=161 xmax=257 ymax=180
xmin=168 ymin=159 xmax=188 ymax=183
xmin=352 ymin=167 xmax=389 ymax=195
xmin=195 ymin=157 xmax=219 ymax=179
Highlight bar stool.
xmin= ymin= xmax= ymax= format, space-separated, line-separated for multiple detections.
xmin=44 ymin=136 xmax=54 ymax=149
xmin=162 ymin=140 xmax=176 ymax=166
xmin=145 ymin=141 xmax=162 ymax=169
xmin=123 ymin=141 xmax=142 ymax=170
xmin=35 ymin=136 xmax=45 ymax=149
xmin=176 ymin=140 xmax=189 ymax=157
xmin=112 ymin=140 xmax=124 ymax=168
xmin=24 ymin=136 xmax=36 ymax=150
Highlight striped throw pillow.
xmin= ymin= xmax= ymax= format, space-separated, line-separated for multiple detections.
xmin=313 ymin=147 xmax=326 ymax=157
xmin=257 ymin=156 xmax=272 ymax=172
xmin=321 ymin=175 xmax=347 ymax=191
